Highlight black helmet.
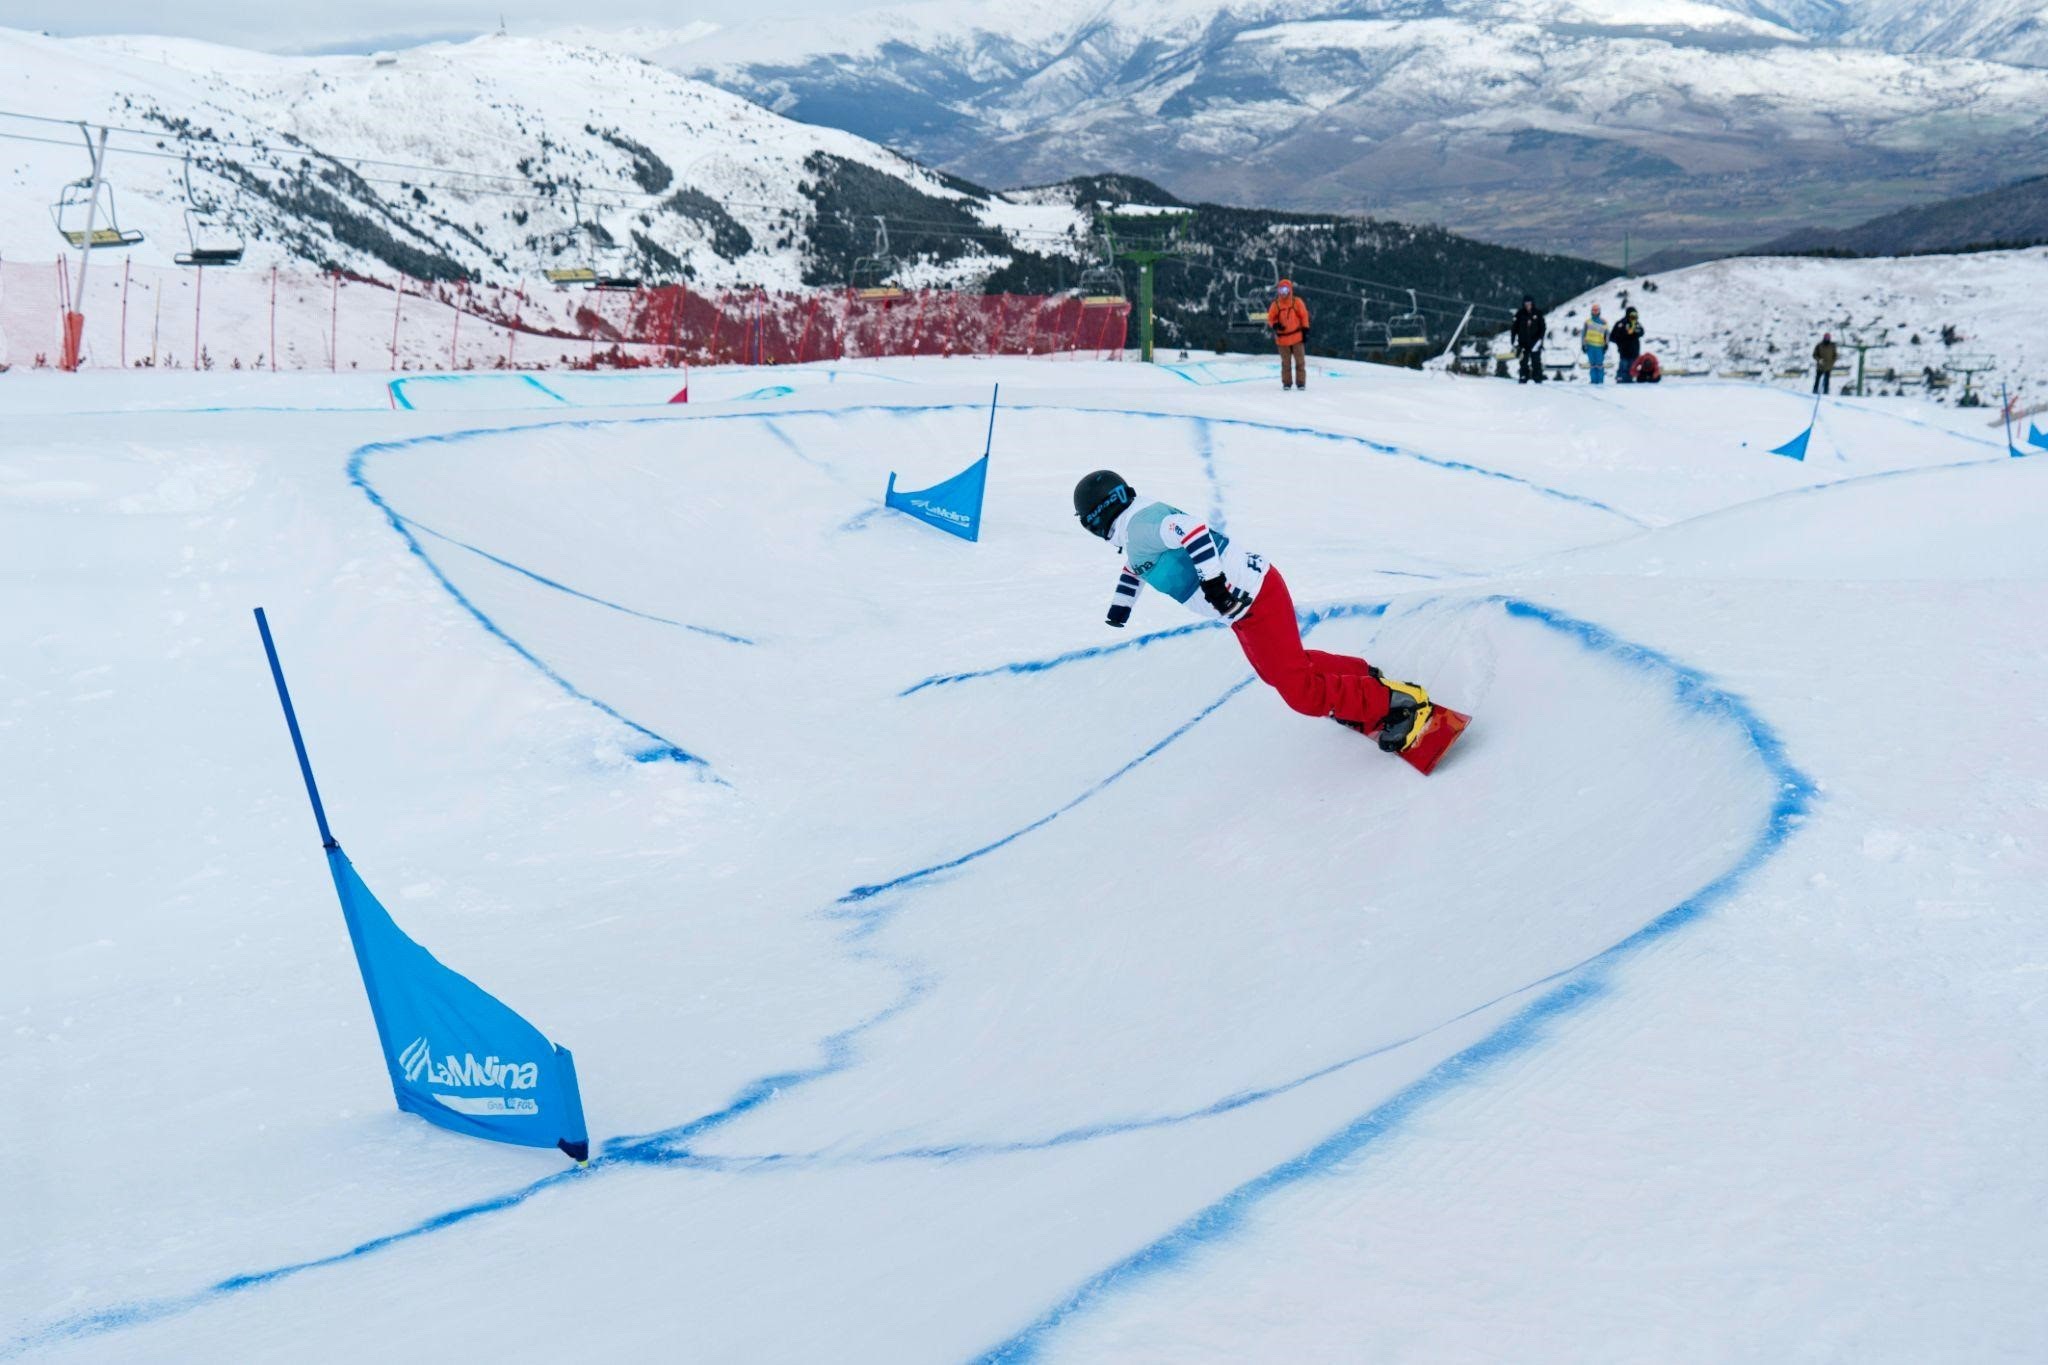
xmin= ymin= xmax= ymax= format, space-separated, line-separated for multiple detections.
xmin=1074 ymin=469 xmax=1134 ymax=539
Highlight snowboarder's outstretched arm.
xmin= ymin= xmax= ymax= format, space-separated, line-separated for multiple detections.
xmin=1161 ymin=513 xmax=1253 ymax=620
xmin=1159 ymin=513 xmax=1225 ymax=582
xmin=1106 ymin=567 xmax=1142 ymax=627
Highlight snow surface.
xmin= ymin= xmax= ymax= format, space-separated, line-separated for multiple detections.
xmin=3 ymin=353 xmax=2045 ymax=1361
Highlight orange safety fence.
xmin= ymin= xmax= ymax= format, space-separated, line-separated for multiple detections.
xmin=0 ymin=257 xmax=1131 ymax=372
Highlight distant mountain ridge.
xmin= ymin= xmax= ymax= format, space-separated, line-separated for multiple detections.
xmin=651 ymin=0 xmax=2048 ymax=263
xmin=1755 ymin=175 xmax=2048 ymax=258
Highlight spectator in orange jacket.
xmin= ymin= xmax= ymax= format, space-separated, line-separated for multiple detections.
xmin=1266 ymin=280 xmax=1310 ymax=391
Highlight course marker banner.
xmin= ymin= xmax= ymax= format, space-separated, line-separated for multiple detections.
xmin=254 ymin=607 xmax=589 ymax=1161
xmin=884 ymin=384 xmax=998 ymax=542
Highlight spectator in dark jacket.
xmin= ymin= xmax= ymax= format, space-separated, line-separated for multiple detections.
xmin=1813 ymin=333 xmax=1838 ymax=394
xmin=1612 ymin=306 xmax=1645 ymax=383
xmin=1510 ymin=297 xmax=1547 ymax=384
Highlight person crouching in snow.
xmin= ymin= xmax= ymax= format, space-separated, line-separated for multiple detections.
xmin=1072 ymin=469 xmax=1433 ymax=753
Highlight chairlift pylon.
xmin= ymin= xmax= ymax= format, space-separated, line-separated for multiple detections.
xmin=1389 ymin=289 xmax=1430 ymax=350
xmin=50 ymin=122 xmax=142 ymax=251
xmin=852 ymin=215 xmax=906 ymax=299
xmin=174 ymin=152 xmax=245 ymax=268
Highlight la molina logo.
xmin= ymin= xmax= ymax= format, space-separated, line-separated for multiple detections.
xmin=399 ymin=1036 xmax=541 ymax=1091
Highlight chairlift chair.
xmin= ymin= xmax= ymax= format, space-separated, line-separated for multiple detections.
xmin=1225 ymin=272 xmax=1265 ymax=332
xmin=174 ymin=152 xmax=245 ymax=267
xmin=1352 ymin=298 xmax=1391 ymax=355
xmin=591 ymin=247 xmax=644 ymax=292
xmin=852 ymin=215 xmax=907 ymax=300
xmin=50 ymin=123 xmax=142 ymax=250
xmin=1389 ymin=289 xmax=1429 ymax=350
xmin=1077 ymin=232 xmax=1125 ymax=303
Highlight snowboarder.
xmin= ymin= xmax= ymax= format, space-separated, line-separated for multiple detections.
xmin=1812 ymin=333 xmax=1837 ymax=394
xmin=1612 ymin=306 xmax=1645 ymax=384
xmin=1581 ymin=304 xmax=1609 ymax=385
xmin=1072 ymin=469 xmax=1450 ymax=761
xmin=1266 ymin=280 xmax=1310 ymax=391
xmin=1511 ymin=297 xmax=1547 ymax=383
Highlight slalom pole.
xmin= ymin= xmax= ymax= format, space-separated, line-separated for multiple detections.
xmin=983 ymin=383 xmax=1000 ymax=458
xmin=253 ymin=608 xmax=337 ymax=850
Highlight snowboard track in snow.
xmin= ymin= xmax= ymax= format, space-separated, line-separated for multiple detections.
xmin=7 ymin=404 xmax=1815 ymax=1361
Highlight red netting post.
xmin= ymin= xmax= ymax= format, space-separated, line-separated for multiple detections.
xmin=706 ymin=293 xmax=724 ymax=363
xmin=908 ymin=290 xmax=929 ymax=357
xmin=268 ymin=265 xmax=278 ymax=371
xmin=794 ymin=293 xmax=819 ymax=364
xmin=388 ymin=276 xmax=405 ymax=371
xmin=193 ymin=266 xmax=204 ymax=370
xmin=119 ymin=258 xmax=130 ymax=369
xmin=450 ymin=297 xmax=461 ymax=370
xmin=990 ymin=294 xmax=1010 ymax=357
xmin=329 ymin=272 xmax=339 ymax=373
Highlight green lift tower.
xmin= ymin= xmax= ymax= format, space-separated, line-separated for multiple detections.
xmin=1100 ymin=206 xmax=1196 ymax=364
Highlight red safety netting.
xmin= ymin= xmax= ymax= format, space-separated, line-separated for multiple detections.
xmin=0 ymin=257 xmax=1130 ymax=372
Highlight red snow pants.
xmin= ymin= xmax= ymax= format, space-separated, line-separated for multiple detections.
xmin=1230 ymin=567 xmax=1391 ymax=727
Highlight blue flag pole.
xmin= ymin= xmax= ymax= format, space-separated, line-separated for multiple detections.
xmin=983 ymin=383 xmax=1000 ymax=458
xmin=252 ymin=608 xmax=590 ymax=1162
xmin=255 ymin=607 xmax=337 ymax=851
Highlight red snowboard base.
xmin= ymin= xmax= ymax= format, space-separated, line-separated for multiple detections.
xmin=1397 ymin=704 xmax=1470 ymax=775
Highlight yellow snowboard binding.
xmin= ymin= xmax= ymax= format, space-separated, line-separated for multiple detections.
xmin=1376 ymin=677 xmax=1434 ymax=754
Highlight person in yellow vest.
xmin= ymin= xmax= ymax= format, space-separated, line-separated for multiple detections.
xmin=1581 ymin=304 xmax=1610 ymax=385
xmin=1266 ymin=280 xmax=1311 ymax=391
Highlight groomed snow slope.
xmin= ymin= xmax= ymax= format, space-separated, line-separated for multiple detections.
xmin=3 ymin=358 xmax=2044 ymax=1361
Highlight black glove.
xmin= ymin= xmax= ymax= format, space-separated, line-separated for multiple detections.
xmin=1201 ymin=575 xmax=1251 ymax=618
xmin=1106 ymin=602 xmax=1131 ymax=629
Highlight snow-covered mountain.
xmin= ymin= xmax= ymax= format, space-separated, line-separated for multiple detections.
xmin=652 ymin=0 xmax=2048 ymax=261
xmin=0 ymin=27 xmax=1090 ymax=289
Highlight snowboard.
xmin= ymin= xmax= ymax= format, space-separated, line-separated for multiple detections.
xmin=1341 ymin=703 xmax=1470 ymax=774
xmin=1396 ymin=705 xmax=1469 ymax=775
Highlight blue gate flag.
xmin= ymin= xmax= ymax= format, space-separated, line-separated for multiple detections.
xmin=327 ymin=850 xmax=588 ymax=1158
xmin=255 ymin=608 xmax=589 ymax=1162
xmin=1769 ymin=394 xmax=1820 ymax=461
xmin=884 ymin=384 xmax=997 ymax=541
xmin=2030 ymin=421 xmax=2048 ymax=451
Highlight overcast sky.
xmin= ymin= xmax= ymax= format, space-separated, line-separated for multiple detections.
xmin=4 ymin=0 xmax=860 ymax=52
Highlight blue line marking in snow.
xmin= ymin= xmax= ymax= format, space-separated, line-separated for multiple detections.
xmin=900 ymin=620 xmax=1230 ymax=695
xmin=345 ymin=439 xmax=717 ymax=771
xmin=398 ymin=514 xmax=756 ymax=644
xmin=300 ymin=399 xmax=1648 ymax=528
xmin=969 ymin=594 xmax=1818 ymax=1362
xmin=521 ymin=374 xmax=571 ymax=404
xmin=3 ymin=590 xmax=1810 ymax=1361
xmin=4 ymin=402 xmax=1792 ymax=1358
xmin=899 ymin=600 xmax=1390 ymax=697
xmin=838 ymin=677 xmax=1258 ymax=906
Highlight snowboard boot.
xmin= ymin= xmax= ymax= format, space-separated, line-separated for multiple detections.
xmin=1374 ymin=677 xmax=1434 ymax=754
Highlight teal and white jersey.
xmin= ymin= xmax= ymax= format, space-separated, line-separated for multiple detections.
xmin=1107 ymin=499 xmax=1269 ymax=622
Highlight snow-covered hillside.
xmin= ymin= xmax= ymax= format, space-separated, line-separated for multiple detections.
xmin=0 ymin=27 xmax=1088 ymax=288
xmin=1540 ymin=246 xmax=2048 ymax=403
xmin=654 ymin=0 xmax=2048 ymax=259
xmin=4 ymin=353 xmax=2044 ymax=1360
